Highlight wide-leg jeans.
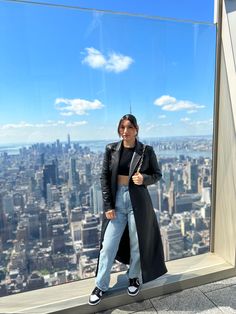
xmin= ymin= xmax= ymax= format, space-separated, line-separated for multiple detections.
xmin=96 ymin=185 xmax=141 ymax=291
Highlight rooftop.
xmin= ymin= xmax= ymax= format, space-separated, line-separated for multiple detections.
xmin=0 ymin=253 xmax=235 ymax=313
xmin=98 ymin=275 xmax=236 ymax=313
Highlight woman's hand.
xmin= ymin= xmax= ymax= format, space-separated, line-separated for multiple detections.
xmin=105 ymin=209 xmax=116 ymax=220
xmin=132 ymin=172 xmax=144 ymax=185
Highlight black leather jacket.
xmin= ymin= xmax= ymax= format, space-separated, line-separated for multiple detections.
xmin=100 ymin=140 xmax=162 ymax=211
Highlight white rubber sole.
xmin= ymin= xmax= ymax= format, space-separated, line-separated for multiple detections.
xmin=127 ymin=288 xmax=140 ymax=297
xmin=88 ymin=298 xmax=102 ymax=306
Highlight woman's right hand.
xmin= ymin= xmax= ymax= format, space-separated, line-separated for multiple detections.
xmin=105 ymin=209 xmax=116 ymax=220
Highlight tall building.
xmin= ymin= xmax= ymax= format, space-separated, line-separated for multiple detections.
xmin=81 ymin=214 xmax=99 ymax=249
xmin=173 ymin=171 xmax=184 ymax=193
xmin=161 ymin=224 xmax=184 ymax=261
xmin=0 ymin=192 xmax=9 ymax=244
xmin=180 ymin=213 xmax=191 ymax=236
xmin=68 ymin=190 xmax=81 ymax=210
xmin=157 ymin=181 xmax=163 ymax=212
xmin=201 ymin=204 xmax=211 ymax=219
xmin=191 ymin=212 xmax=204 ymax=230
xmin=201 ymin=187 xmax=211 ymax=204
xmin=29 ymin=215 xmax=40 ymax=240
xmin=70 ymin=207 xmax=83 ymax=222
xmin=175 ymin=194 xmax=193 ymax=213
xmin=67 ymin=134 xmax=71 ymax=149
xmin=2 ymin=194 xmax=14 ymax=214
xmin=13 ymin=193 xmax=24 ymax=210
xmin=40 ymin=153 xmax=45 ymax=167
xmin=16 ymin=222 xmax=29 ymax=244
xmin=163 ymin=166 xmax=173 ymax=192
xmin=168 ymin=182 xmax=176 ymax=215
xmin=148 ymin=184 xmax=158 ymax=209
xmin=52 ymin=159 xmax=59 ymax=185
xmin=46 ymin=183 xmax=52 ymax=205
xmin=68 ymin=157 xmax=80 ymax=190
xmin=186 ymin=162 xmax=199 ymax=193
xmin=89 ymin=183 xmax=103 ymax=214
xmin=85 ymin=162 xmax=92 ymax=185
xmin=39 ymin=211 xmax=48 ymax=248
xmin=52 ymin=226 xmax=66 ymax=254
xmin=42 ymin=163 xmax=58 ymax=200
xmin=70 ymin=221 xmax=82 ymax=242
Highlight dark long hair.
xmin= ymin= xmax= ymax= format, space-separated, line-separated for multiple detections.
xmin=117 ymin=114 xmax=139 ymax=136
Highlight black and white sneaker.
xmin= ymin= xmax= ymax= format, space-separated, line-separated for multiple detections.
xmin=127 ymin=278 xmax=140 ymax=296
xmin=88 ymin=287 xmax=105 ymax=305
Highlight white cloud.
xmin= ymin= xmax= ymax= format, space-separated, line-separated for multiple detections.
xmin=180 ymin=117 xmax=191 ymax=122
xmin=1 ymin=121 xmax=34 ymax=129
xmin=145 ymin=123 xmax=155 ymax=132
xmin=145 ymin=122 xmax=172 ymax=132
xmin=60 ymin=112 xmax=74 ymax=116
xmin=82 ymin=47 xmax=133 ymax=73
xmin=160 ymin=123 xmax=172 ymax=127
xmin=158 ymin=115 xmax=166 ymax=119
xmin=179 ymin=118 xmax=213 ymax=128
xmin=154 ymin=95 xmax=176 ymax=106
xmin=55 ymin=98 xmax=104 ymax=115
xmin=188 ymin=119 xmax=213 ymax=126
xmin=187 ymin=110 xmax=198 ymax=114
xmin=82 ymin=47 xmax=106 ymax=69
xmin=154 ymin=95 xmax=205 ymax=112
xmin=66 ymin=121 xmax=87 ymax=127
xmin=105 ymin=53 xmax=133 ymax=73
xmin=0 ymin=120 xmax=88 ymax=130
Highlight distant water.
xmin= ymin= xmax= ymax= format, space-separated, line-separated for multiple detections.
xmin=0 ymin=145 xmax=23 ymax=155
xmin=157 ymin=150 xmax=212 ymax=159
xmin=0 ymin=140 xmax=213 ymax=159
xmin=79 ymin=141 xmax=212 ymax=158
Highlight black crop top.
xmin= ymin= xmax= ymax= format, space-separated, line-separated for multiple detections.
xmin=118 ymin=144 xmax=135 ymax=175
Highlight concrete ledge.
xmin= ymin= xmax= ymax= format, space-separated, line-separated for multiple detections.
xmin=0 ymin=253 xmax=235 ymax=314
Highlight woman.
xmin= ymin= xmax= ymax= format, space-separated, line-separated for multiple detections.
xmin=89 ymin=114 xmax=167 ymax=305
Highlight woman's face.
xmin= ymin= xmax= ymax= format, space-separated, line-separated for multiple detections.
xmin=119 ymin=119 xmax=138 ymax=143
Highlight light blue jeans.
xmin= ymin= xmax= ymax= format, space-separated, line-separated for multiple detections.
xmin=96 ymin=185 xmax=141 ymax=291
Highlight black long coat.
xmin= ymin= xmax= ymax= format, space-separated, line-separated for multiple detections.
xmin=97 ymin=140 xmax=167 ymax=283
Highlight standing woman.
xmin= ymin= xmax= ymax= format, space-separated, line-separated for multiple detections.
xmin=89 ymin=114 xmax=167 ymax=305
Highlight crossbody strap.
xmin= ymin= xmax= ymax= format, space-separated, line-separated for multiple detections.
xmin=136 ymin=144 xmax=146 ymax=173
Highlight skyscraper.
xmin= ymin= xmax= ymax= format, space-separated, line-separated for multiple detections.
xmin=68 ymin=157 xmax=80 ymax=190
xmin=2 ymin=194 xmax=14 ymax=215
xmin=163 ymin=166 xmax=173 ymax=192
xmin=89 ymin=183 xmax=103 ymax=214
xmin=0 ymin=193 xmax=8 ymax=244
xmin=85 ymin=162 xmax=92 ymax=185
xmin=39 ymin=211 xmax=48 ymax=248
xmin=161 ymin=224 xmax=184 ymax=261
xmin=42 ymin=163 xmax=57 ymax=200
xmin=67 ymin=134 xmax=71 ymax=149
xmin=81 ymin=214 xmax=99 ymax=249
xmin=186 ymin=162 xmax=199 ymax=193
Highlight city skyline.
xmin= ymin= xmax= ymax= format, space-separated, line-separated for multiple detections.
xmin=0 ymin=0 xmax=216 ymax=299
xmin=0 ymin=135 xmax=212 ymax=296
xmin=0 ymin=1 xmax=216 ymax=144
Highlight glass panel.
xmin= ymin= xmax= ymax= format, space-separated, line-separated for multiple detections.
xmin=0 ymin=1 xmax=216 ymax=296
xmin=4 ymin=0 xmax=215 ymax=23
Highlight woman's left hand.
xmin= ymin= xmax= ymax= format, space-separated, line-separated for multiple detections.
xmin=132 ymin=172 xmax=144 ymax=185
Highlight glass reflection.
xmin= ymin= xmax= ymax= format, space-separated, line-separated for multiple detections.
xmin=0 ymin=1 xmax=216 ymax=296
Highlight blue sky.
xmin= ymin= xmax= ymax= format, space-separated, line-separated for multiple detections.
xmin=0 ymin=0 xmax=216 ymax=143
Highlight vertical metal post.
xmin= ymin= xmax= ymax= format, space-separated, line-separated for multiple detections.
xmin=210 ymin=0 xmax=223 ymax=252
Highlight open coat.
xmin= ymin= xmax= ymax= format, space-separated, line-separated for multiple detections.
xmin=97 ymin=140 xmax=167 ymax=283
